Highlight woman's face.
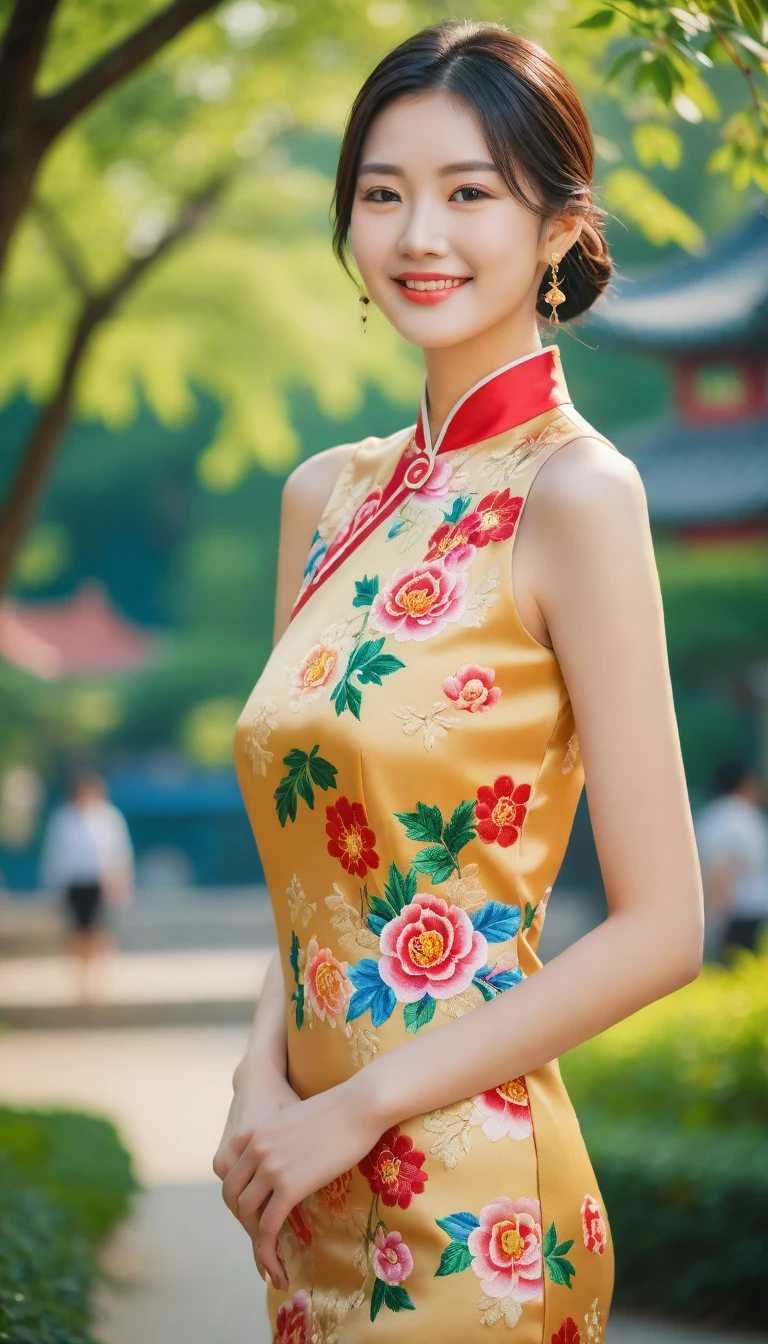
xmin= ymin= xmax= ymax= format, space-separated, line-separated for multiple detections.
xmin=350 ymin=90 xmax=570 ymax=350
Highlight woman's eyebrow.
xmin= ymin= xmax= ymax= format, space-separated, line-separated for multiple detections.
xmin=357 ymin=159 xmax=501 ymax=177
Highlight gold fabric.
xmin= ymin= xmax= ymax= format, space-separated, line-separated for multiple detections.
xmin=235 ymin=358 xmax=615 ymax=1343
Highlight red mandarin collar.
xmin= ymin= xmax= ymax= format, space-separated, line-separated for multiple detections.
xmin=290 ymin=343 xmax=571 ymax=623
xmin=412 ymin=343 xmax=569 ymax=459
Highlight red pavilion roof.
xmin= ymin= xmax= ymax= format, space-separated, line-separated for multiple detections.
xmin=0 ymin=581 xmax=152 ymax=680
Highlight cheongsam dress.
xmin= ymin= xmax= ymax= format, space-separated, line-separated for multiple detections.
xmin=234 ymin=343 xmax=615 ymax=1344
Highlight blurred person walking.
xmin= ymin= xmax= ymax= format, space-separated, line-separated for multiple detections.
xmin=695 ymin=759 xmax=768 ymax=962
xmin=39 ymin=769 xmax=135 ymax=1003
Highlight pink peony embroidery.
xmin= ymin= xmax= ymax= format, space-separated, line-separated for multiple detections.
xmin=368 ymin=560 xmax=468 ymax=642
xmin=467 ymin=1195 xmax=544 ymax=1301
xmin=371 ymin=1228 xmax=414 ymax=1283
xmin=443 ymin=663 xmax=502 ymax=714
xmin=475 ymin=774 xmax=531 ymax=847
xmin=581 ymin=1194 xmax=607 ymax=1255
xmin=471 ymin=1076 xmax=533 ymax=1141
xmin=411 ymin=457 xmax=453 ymax=503
xmin=274 ymin=1287 xmax=313 ymax=1344
xmin=291 ymin=641 xmax=341 ymax=703
xmin=378 ymin=891 xmax=487 ymax=1002
xmin=304 ymin=937 xmax=353 ymax=1025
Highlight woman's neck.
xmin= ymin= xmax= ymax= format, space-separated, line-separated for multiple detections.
xmin=422 ymin=312 xmax=544 ymax=447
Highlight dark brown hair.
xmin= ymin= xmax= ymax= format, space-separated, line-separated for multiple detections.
xmin=332 ymin=19 xmax=612 ymax=324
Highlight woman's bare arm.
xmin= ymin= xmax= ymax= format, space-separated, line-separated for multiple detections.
xmin=349 ymin=436 xmax=705 ymax=1125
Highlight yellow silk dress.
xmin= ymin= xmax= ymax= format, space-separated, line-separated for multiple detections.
xmin=234 ymin=344 xmax=615 ymax=1344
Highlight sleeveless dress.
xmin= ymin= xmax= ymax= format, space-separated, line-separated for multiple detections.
xmin=234 ymin=343 xmax=616 ymax=1344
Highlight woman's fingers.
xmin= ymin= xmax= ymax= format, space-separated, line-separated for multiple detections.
xmin=221 ymin=1141 xmax=260 ymax=1216
xmin=213 ymin=1129 xmax=250 ymax=1182
xmin=256 ymin=1192 xmax=291 ymax=1293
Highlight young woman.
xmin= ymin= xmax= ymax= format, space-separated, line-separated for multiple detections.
xmin=214 ymin=20 xmax=704 ymax=1343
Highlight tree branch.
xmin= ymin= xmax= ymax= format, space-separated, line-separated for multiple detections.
xmin=34 ymin=0 xmax=221 ymax=145
xmin=0 ymin=0 xmax=62 ymax=139
xmin=31 ymin=197 xmax=92 ymax=298
xmin=0 ymin=164 xmax=237 ymax=592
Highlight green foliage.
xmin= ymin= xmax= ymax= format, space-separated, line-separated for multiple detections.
xmin=657 ymin=539 xmax=768 ymax=677
xmin=0 ymin=1106 xmax=137 ymax=1343
xmin=273 ymin=744 xmax=338 ymax=826
xmin=564 ymin=954 xmax=768 ymax=1324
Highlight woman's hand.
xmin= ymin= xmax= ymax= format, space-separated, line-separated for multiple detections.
xmin=213 ymin=1053 xmax=302 ymax=1281
xmin=222 ymin=1072 xmax=385 ymax=1294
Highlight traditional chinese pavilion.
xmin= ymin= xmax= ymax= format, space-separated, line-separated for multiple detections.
xmin=586 ymin=205 xmax=768 ymax=538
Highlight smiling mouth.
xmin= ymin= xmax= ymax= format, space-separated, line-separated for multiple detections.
xmin=395 ymin=277 xmax=471 ymax=291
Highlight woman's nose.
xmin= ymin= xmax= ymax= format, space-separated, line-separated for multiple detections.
xmin=397 ymin=202 xmax=449 ymax=259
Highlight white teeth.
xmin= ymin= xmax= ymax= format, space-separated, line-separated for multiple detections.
xmin=402 ymin=277 xmax=466 ymax=290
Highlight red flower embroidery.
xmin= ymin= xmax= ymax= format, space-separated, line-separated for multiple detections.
xmin=467 ymin=489 xmax=523 ymax=545
xmin=358 ymin=1124 xmax=429 ymax=1209
xmin=424 ymin=516 xmax=478 ymax=565
xmin=316 ymin=1169 xmax=352 ymax=1216
xmin=581 ymin=1193 xmax=608 ymax=1254
xmin=286 ymin=1200 xmax=312 ymax=1246
xmin=325 ymin=797 xmax=380 ymax=878
xmin=475 ymin=774 xmax=531 ymax=847
xmin=274 ymin=1288 xmax=313 ymax=1344
xmin=553 ymin=1320 xmax=581 ymax=1344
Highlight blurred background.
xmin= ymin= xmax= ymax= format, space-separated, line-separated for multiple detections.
xmin=0 ymin=1 xmax=766 ymax=1341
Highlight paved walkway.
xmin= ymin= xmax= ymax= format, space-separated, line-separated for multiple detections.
xmin=2 ymin=1024 xmax=765 ymax=1344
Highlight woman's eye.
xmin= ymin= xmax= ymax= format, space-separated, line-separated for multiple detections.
xmin=365 ymin=188 xmax=400 ymax=203
xmin=451 ymin=186 xmax=490 ymax=203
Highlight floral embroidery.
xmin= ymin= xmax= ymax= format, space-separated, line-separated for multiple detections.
xmin=368 ymin=560 xmax=469 ymax=642
xmin=471 ymin=1077 xmax=533 ymax=1141
xmin=303 ymin=937 xmax=353 ymax=1027
xmin=316 ymin=1169 xmax=352 ymax=1217
xmin=467 ymin=489 xmax=523 ymax=545
xmin=583 ymin=1299 xmax=604 ymax=1343
xmin=330 ymin=575 xmax=405 ymax=718
xmin=443 ymin=861 xmax=486 ymax=911
xmin=477 ymin=416 xmax=574 ymax=488
xmin=274 ymin=1287 xmax=313 ymax=1344
xmin=443 ymin=663 xmax=502 ymax=714
xmin=308 ymin=1286 xmax=366 ymax=1344
xmin=394 ymin=797 xmax=477 ymax=884
xmin=475 ymin=774 xmax=531 ymax=847
xmin=581 ymin=1195 xmax=607 ymax=1255
xmin=359 ymin=1125 xmax=428 ymax=1209
xmin=378 ymin=891 xmax=488 ymax=1004
xmin=460 ymin=565 xmax=500 ymax=628
xmin=423 ymin=513 xmax=479 ymax=568
xmin=343 ymin=1019 xmax=381 ymax=1068
xmin=287 ymin=1201 xmax=313 ymax=1247
xmin=324 ymin=883 xmax=379 ymax=958
xmin=325 ymin=797 xmax=380 ymax=878
xmin=553 ymin=1319 xmax=581 ymax=1344
xmin=324 ymin=483 xmax=382 ymax=566
xmin=243 ymin=698 xmax=278 ymax=776
xmin=371 ymin=1227 xmax=413 ymax=1284
xmin=286 ymin=873 xmax=316 ymax=927
xmin=563 ymin=733 xmax=580 ymax=773
xmin=274 ymin=745 xmax=338 ymax=827
xmin=411 ymin=456 xmax=454 ymax=503
xmin=288 ymin=930 xmax=305 ymax=1029
xmin=392 ymin=701 xmax=461 ymax=751
xmin=468 ymin=1197 xmax=543 ymax=1301
xmin=543 ymin=1221 xmax=577 ymax=1288
xmin=289 ymin=639 xmax=346 ymax=713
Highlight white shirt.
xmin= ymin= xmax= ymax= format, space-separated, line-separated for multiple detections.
xmin=694 ymin=794 xmax=768 ymax=919
xmin=39 ymin=800 xmax=134 ymax=892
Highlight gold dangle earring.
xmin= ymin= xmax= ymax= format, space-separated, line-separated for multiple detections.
xmin=544 ymin=251 xmax=566 ymax=325
xmin=359 ymin=286 xmax=370 ymax=333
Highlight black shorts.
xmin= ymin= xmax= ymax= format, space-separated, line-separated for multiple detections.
xmin=64 ymin=882 xmax=104 ymax=932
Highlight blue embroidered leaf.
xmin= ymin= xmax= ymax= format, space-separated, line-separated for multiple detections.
xmin=435 ymin=1240 xmax=473 ymax=1276
xmin=442 ymin=495 xmax=473 ymax=525
xmin=484 ymin=966 xmax=524 ymax=991
xmin=470 ymin=900 xmax=521 ymax=943
xmin=383 ymin=862 xmax=417 ymax=914
xmin=347 ymin=959 xmax=396 ymax=1028
xmin=367 ymin=913 xmax=387 ymax=936
xmin=443 ymin=799 xmax=477 ymax=856
xmin=394 ymin=802 xmax=443 ymax=844
xmin=387 ymin=519 xmax=408 ymax=539
xmin=411 ymin=845 xmax=457 ymax=884
xmin=436 ymin=1211 xmax=480 ymax=1243
xmin=353 ymin=574 xmax=379 ymax=608
xmin=382 ymin=1283 xmax=415 ymax=1312
xmin=403 ymin=994 xmax=436 ymax=1033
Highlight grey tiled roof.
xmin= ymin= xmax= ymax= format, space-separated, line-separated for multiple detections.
xmin=586 ymin=208 xmax=768 ymax=351
xmin=622 ymin=414 xmax=768 ymax=523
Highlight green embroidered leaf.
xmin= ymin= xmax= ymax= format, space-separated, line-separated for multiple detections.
xmin=522 ymin=901 xmax=538 ymax=932
xmin=382 ymin=1283 xmax=415 ymax=1312
xmin=357 ymin=651 xmax=406 ymax=686
xmin=368 ymin=894 xmax=399 ymax=925
xmin=443 ymin=798 xmax=477 ymax=856
xmin=403 ymin=994 xmax=436 ymax=1033
xmin=274 ymin=746 xmax=338 ymax=826
xmin=370 ymin=1276 xmax=386 ymax=1321
xmin=383 ymin=862 xmax=417 ymax=914
xmin=332 ymin=638 xmax=404 ymax=717
xmin=435 ymin=1240 xmax=473 ymax=1276
xmin=472 ymin=975 xmax=496 ymax=1002
xmin=394 ymin=802 xmax=444 ymax=844
xmin=412 ymin=845 xmax=458 ymax=884
xmin=545 ymin=1255 xmax=576 ymax=1289
xmin=353 ymin=574 xmax=380 ymax=608
xmin=331 ymin=676 xmax=362 ymax=719
xmin=543 ymin=1222 xmax=558 ymax=1258
xmin=554 ymin=1238 xmax=575 ymax=1257
xmin=289 ymin=931 xmax=304 ymax=1029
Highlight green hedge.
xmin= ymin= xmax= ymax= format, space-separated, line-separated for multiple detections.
xmin=0 ymin=1107 xmax=138 ymax=1344
xmin=562 ymin=952 xmax=768 ymax=1326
